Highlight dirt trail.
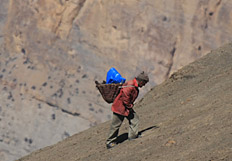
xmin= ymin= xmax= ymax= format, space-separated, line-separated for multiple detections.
xmin=18 ymin=43 xmax=232 ymax=161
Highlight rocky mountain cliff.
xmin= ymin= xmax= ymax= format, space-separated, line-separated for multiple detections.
xmin=1 ymin=0 xmax=232 ymax=161
xmin=18 ymin=43 xmax=232 ymax=161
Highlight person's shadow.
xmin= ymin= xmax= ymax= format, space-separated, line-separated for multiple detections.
xmin=115 ymin=125 xmax=159 ymax=144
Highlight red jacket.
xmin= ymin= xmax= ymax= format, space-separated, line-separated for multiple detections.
xmin=111 ymin=78 xmax=139 ymax=116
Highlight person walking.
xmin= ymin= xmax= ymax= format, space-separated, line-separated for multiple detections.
xmin=106 ymin=71 xmax=149 ymax=149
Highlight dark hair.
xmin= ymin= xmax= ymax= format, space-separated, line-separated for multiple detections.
xmin=136 ymin=71 xmax=149 ymax=83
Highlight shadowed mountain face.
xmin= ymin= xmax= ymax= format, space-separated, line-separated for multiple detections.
xmin=1 ymin=0 xmax=232 ymax=161
xmin=17 ymin=43 xmax=232 ymax=161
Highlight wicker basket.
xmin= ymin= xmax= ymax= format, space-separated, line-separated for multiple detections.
xmin=95 ymin=81 xmax=122 ymax=103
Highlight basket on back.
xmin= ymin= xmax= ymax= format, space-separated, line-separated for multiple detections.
xmin=95 ymin=81 xmax=122 ymax=104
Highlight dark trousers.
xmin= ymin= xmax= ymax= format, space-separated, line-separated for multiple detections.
xmin=106 ymin=111 xmax=139 ymax=144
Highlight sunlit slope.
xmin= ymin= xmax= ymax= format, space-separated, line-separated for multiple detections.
xmin=18 ymin=43 xmax=232 ymax=161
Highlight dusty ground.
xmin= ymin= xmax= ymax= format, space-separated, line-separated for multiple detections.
xmin=17 ymin=43 xmax=232 ymax=161
xmin=2 ymin=1 xmax=232 ymax=160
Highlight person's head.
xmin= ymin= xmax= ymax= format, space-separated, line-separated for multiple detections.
xmin=136 ymin=71 xmax=149 ymax=87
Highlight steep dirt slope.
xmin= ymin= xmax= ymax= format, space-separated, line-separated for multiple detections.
xmin=17 ymin=43 xmax=232 ymax=161
xmin=2 ymin=1 xmax=232 ymax=160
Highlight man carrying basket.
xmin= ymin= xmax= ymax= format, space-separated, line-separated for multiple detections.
xmin=106 ymin=71 xmax=149 ymax=149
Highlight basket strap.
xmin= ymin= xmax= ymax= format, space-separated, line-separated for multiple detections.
xmin=119 ymin=85 xmax=135 ymax=88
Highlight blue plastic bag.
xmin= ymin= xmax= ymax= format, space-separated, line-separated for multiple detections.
xmin=106 ymin=67 xmax=126 ymax=84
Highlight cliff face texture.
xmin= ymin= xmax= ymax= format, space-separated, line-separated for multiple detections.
xmin=0 ymin=0 xmax=232 ymax=161
xmin=18 ymin=43 xmax=232 ymax=161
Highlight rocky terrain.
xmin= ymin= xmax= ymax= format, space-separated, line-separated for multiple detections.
xmin=1 ymin=0 xmax=232 ymax=161
xmin=18 ymin=43 xmax=232 ymax=161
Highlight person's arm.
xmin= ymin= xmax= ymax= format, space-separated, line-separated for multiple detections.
xmin=121 ymin=87 xmax=133 ymax=108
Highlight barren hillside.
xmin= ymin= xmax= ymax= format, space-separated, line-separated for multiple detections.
xmin=18 ymin=43 xmax=232 ymax=161
xmin=1 ymin=0 xmax=232 ymax=160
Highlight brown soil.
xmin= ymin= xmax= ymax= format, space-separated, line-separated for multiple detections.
xmin=18 ymin=43 xmax=232 ymax=161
